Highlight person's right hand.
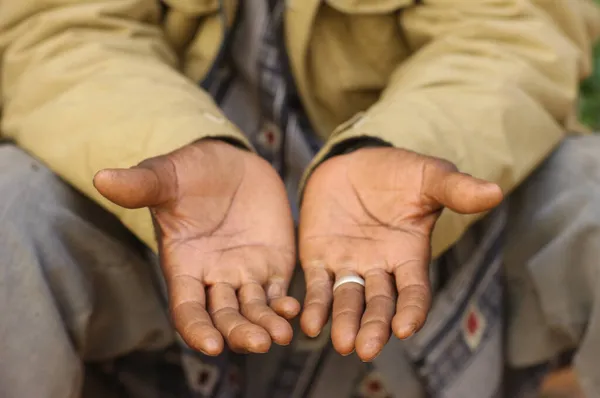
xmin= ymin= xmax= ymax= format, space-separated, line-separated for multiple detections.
xmin=93 ymin=139 xmax=299 ymax=355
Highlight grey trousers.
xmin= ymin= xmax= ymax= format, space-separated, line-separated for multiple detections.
xmin=0 ymin=136 xmax=599 ymax=398
xmin=0 ymin=145 xmax=174 ymax=397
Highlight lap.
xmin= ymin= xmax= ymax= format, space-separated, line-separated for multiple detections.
xmin=0 ymin=144 xmax=172 ymax=397
xmin=504 ymin=134 xmax=600 ymax=394
xmin=2 ymin=135 xmax=599 ymax=398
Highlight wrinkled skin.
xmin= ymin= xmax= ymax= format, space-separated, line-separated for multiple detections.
xmin=299 ymin=147 xmax=503 ymax=361
xmin=94 ymin=140 xmax=299 ymax=355
xmin=95 ymin=140 xmax=502 ymax=361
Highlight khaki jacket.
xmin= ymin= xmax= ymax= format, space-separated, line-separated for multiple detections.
xmin=1 ymin=0 xmax=599 ymax=256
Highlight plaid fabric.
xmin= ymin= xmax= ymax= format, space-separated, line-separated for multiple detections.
xmin=253 ymin=0 xmax=321 ymax=176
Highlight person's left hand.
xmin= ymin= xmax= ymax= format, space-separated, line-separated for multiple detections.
xmin=299 ymin=147 xmax=503 ymax=361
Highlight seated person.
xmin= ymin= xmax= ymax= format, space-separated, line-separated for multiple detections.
xmin=1 ymin=0 xmax=600 ymax=397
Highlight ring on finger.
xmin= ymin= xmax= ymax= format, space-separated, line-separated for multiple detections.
xmin=333 ymin=275 xmax=365 ymax=292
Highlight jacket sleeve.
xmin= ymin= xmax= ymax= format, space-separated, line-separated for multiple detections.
xmin=304 ymin=0 xmax=600 ymax=257
xmin=0 ymin=0 xmax=251 ymax=251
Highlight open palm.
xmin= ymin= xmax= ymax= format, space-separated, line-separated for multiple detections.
xmin=299 ymin=147 xmax=503 ymax=361
xmin=94 ymin=140 xmax=299 ymax=355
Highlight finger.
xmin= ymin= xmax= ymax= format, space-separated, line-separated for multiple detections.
xmin=331 ymin=271 xmax=365 ymax=356
xmin=423 ymin=163 xmax=503 ymax=214
xmin=169 ymin=274 xmax=224 ymax=356
xmin=265 ymin=278 xmax=300 ymax=320
xmin=300 ymin=267 xmax=333 ymax=338
xmin=239 ymin=283 xmax=294 ymax=346
xmin=355 ymin=269 xmax=395 ymax=362
xmin=392 ymin=259 xmax=431 ymax=340
xmin=209 ymin=283 xmax=271 ymax=353
xmin=93 ymin=164 xmax=174 ymax=209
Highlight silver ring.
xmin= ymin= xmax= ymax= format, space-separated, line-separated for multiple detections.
xmin=333 ymin=275 xmax=365 ymax=292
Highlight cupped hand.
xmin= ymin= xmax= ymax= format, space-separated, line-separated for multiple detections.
xmin=94 ymin=139 xmax=299 ymax=356
xmin=299 ymin=147 xmax=503 ymax=361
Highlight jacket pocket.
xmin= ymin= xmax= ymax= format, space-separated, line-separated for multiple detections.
xmin=325 ymin=0 xmax=413 ymax=14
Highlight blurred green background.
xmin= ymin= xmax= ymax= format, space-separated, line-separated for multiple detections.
xmin=579 ymin=0 xmax=600 ymax=128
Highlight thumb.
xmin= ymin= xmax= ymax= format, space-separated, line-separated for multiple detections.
xmin=93 ymin=165 xmax=174 ymax=209
xmin=423 ymin=163 xmax=504 ymax=214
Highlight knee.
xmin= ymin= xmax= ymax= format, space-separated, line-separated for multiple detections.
xmin=506 ymin=135 xmax=600 ymax=261
xmin=518 ymin=135 xmax=600 ymax=205
xmin=0 ymin=145 xmax=58 ymax=238
xmin=0 ymin=144 xmax=137 ymax=251
xmin=0 ymin=146 xmax=81 ymax=243
xmin=543 ymin=135 xmax=600 ymax=179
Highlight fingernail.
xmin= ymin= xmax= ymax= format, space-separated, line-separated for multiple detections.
xmin=359 ymin=341 xmax=382 ymax=362
xmin=361 ymin=353 xmax=381 ymax=363
xmin=361 ymin=353 xmax=380 ymax=363
xmin=341 ymin=349 xmax=355 ymax=357
xmin=199 ymin=340 xmax=220 ymax=356
xmin=399 ymin=323 xmax=417 ymax=339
